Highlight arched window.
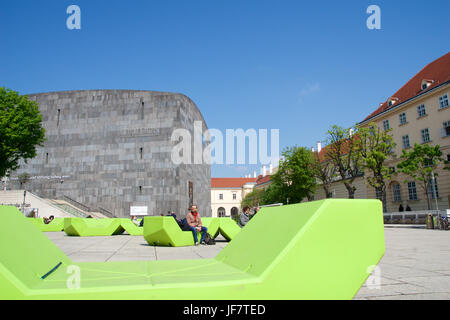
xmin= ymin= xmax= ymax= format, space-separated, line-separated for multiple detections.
xmin=392 ymin=183 xmax=401 ymax=202
xmin=217 ymin=207 xmax=226 ymax=217
xmin=230 ymin=207 xmax=239 ymax=219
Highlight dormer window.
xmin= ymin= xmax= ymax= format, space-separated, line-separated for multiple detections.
xmin=387 ymin=97 xmax=398 ymax=107
xmin=421 ymin=79 xmax=434 ymax=91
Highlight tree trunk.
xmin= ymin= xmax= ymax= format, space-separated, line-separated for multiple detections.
xmin=344 ymin=182 xmax=355 ymax=199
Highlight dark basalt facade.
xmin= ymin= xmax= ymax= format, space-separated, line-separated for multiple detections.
xmin=10 ymin=90 xmax=211 ymax=218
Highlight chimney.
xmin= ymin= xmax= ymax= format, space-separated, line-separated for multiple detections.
xmin=262 ymin=165 xmax=266 ymax=176
xmin=316 ymin=142 xmax=322 ymax=153
xmin=269 ymin=164 xmax=273 ymax=174
xmin=253 ymin=171 xmax=256 ymax=178
xmin=311 ymin=147 xmax=315 ymax=152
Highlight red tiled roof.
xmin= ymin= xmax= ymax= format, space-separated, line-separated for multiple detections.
xmin=362 ymin=52 xmax=450 ymax=122
xmin=211 ymin=178 xmax=256 ymax=188
xmin=255 ymin=174 xmax=271 ymax=186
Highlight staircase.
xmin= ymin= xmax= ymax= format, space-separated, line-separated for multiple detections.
xmin=0 ymin=191 xmax=109 ymax=219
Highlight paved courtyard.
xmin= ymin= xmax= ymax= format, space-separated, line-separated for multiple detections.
xmin=44 ymin=227 xmax=450 ymax=300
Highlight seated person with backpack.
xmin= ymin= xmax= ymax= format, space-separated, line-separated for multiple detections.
xmin=43 ymin=215 xmax=55 ymax=225
xmin=185 ymin=205 xmax=208 ymax=245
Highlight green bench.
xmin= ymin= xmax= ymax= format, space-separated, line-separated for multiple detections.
xmin=0 ymin=199 xmax=385 ymax=299
xmin=29 ymin=218 xmax=65 ymax=232
xmin=143 ymin=216 xmax=220 ymax=247
xmin=118 ymin=219 xmax=144 ymax=236
xmin=64 ymin=218 xmax=125 ymax=236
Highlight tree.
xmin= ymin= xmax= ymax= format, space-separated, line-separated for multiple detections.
xmin=397 ymin=143 xmax=445 ymax=210
xmin=18 ymin=172 xmax=31 ymax=189
xmin=325 ymin=125 xmax=362 ymax=199
xmin=268 ymin=146 xmax=318 ymax=204
xmin=357 ymin=123 xmax=396 ymax=212
xmin=310 ymin=150 xmax=337 ymax=198
xmin=241 ymin=188 xmax=266 ymax=208
xmin=0 ymin=88 xmax=46 ymax=178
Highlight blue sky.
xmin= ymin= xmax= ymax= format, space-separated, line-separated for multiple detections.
xmin=1 ymin=0 xmax=449 ymax=177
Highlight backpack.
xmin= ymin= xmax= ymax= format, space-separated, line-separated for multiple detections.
xmin=203 ymin=233 xmax=216 ymax=245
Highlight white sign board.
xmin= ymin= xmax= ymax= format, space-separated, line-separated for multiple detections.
xmin=130 ymin=206 xmax=148 ymax=216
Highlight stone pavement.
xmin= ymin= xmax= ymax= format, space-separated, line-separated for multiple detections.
xmin=44 ymin=227 xmax=450 ymax=300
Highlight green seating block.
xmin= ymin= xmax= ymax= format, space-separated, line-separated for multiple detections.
xmin=64 ymin=218 xmax=125 ymax=236
xmin=0 ymin=199 xmax=385 ymax=299
xmin=30 ymin=218 xmax=65 ymax=232
xmin=118 ymin=219 xmax=143 ymax=236
xmin=143 ymin=217 xmax=196 ymax=247
xmin=217 ymin=217 xmax=241 ymax=241
xmin=199 ymin=217 xmax=220 ymax=239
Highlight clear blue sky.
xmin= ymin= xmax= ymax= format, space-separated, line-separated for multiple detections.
xmin=1 ymin=0 xmax=449 ymax=177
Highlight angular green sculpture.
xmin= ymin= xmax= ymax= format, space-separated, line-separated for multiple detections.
xmin=30 ymin=218 xmax=65 ymax=232
xmin=118 ymin=219 xmax=143 ymax=236
xmin=64 ymin=218 xmax=125 ymax=236
xmin=217 ymin=217 xmax=241 ymax=241
xmin=0 ymin=199 xmax=385 ymax=299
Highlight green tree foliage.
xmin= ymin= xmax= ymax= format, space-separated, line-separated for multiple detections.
xmin=0 ymin=88 xmax=46 ymax=178
xmin=325 ymin=125 xmax=362 ymax=199
xmin=357 ymin=123 xmax=396 ymax=212
xmin=268 ymin=146 xmax=317 ymax=204
xmin=397 ymin=143 xmax=445 ymax=210
xmin=241 ymin=188 xmax=265 ymax=208
xmin=18 ymin=172 xmax=31 ymax=189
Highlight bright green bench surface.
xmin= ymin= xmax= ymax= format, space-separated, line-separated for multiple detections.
xmin=64 ymin=218 xmax=125 ymax=236
xmin=0 ymin=199 xmax=385 ymax=299
xmin=217 ymin=218 xmax=241 ymax=241
xmin=30 ymin=218 xmax=65 ymax=232
xmin=118 ymin=219 xmax=143 ymax=236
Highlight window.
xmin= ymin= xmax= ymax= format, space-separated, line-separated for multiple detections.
xmin=383 ymin=120 xmax=390 ymax=131
xmin=421 ymin=128 xmax=431 ymax=143
xmin=392 ymin=184 xmax=402 ymax=202
xmin=439 ymin=94 xmax=449 ymax=109
xmin=140 ymin=100 xmax=145 ymax=120
xmin=375 ymin=187 xmax=382 ymax=200
xmin=422 ymin=83 xmax=428 ymax=90
xmin=139 ymin=147 xmax=143 ymax=160
xmin=139 ymin=186 xmax=142 ymax=194
xmin=219 ymin=194 xmax=223 ymax=200
xmin=57 ymin=109 xmax=61 ymax=127
xmin=232 ymin=193 xmax=237 ymax=200
xmin=417 ymin=104 xmax=427 ymax=118
xmin=388 ymin=100 xmax=393 ymax=107
xmin=46 ymin=153 xmax=49 ymax=164
xmin=402 ymin=135 xmax=410 ymax=149
xmin=408 ymin=182 xmax=418 ymax=200
xmin=217 ymin=207 xmax=226 ymax=217
xmin=427 ymin=178 xmax=439 ymax=199
xmin=399 ymin=113 xmax=407 ymax=125
xmin=443 ymin=121 xmax=450 ymax=137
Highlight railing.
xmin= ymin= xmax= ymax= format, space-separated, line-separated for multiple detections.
xmin=63 ymin=195 xmax=91 ymax=212
xmin=383 ymin=210 xmax=448 ymax=224
xmin=98 ymin=207 xmax=115 ymax=218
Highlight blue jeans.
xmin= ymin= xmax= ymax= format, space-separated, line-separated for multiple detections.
xmin=189 ymin=226 xmax=207 ymax=243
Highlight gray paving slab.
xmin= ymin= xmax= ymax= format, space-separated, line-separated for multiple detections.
xmin=43 ymin=226 xmax=450 ymax=300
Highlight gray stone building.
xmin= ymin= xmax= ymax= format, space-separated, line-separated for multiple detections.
xmin=9 ymin=90 xmax=211 ymax=218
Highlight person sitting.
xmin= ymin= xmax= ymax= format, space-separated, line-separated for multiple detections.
xmin=131 ymin=215 xmax=140 ymax=226
xmin=238 ymin=206 xmax=251 ymax=227
xmin=405 ymin=205 xmax=412 ymax=211
xmin=398 ymin=204 xmax=404 ymax=212
xmin=186 ymin=205 xmax=208 ymax=245
xmin=43 ymin=215 xmax=55 ymax=225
